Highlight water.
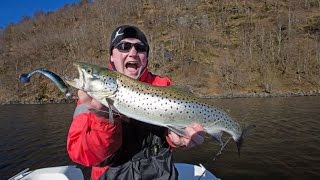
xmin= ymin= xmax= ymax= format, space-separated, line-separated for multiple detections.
xmin=1 ymin=96 xmax=320 ymax=179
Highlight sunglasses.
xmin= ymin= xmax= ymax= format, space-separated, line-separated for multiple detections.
xmin=115 ymin=42 xmax=148 ymax=53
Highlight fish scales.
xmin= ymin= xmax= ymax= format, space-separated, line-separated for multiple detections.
xmin=115 ymin=75 xmax=241 ymax=139
xmin=66 ymin=62 xmax=244 ymax=149
xmin=113 ymin=76 xmax=223 ymax=126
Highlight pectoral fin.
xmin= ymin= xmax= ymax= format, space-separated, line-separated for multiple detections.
xmin=167 ymin=125 xmax=188 ymax=138
xmin=106 ymin=99 xmax=114 ymax=125
xmin=206 ymin=129 xmax=224 ymax=146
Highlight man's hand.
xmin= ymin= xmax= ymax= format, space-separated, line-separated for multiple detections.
xmin=167 ymin=123 xmax=205 ymax=148
xmin=78 ymin=90 xmax=107 ymax=111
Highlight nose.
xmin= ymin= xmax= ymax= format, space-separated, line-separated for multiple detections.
xmin=128 ymin=46 xmax=138 ymax=56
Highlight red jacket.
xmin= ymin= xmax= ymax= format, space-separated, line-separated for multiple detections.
xmin=67 ymin=67 xmax=173 ymax=180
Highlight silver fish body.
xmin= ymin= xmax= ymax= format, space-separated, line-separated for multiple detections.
xmin=66 ymin=62 xmax=244 ymax=150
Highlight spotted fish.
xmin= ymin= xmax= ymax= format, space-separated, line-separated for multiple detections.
xmin=65 ymin=62 xmax=244 ymax=152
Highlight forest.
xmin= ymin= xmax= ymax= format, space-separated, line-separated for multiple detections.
xmin=0 ymin=0 xmax=319 ymax=104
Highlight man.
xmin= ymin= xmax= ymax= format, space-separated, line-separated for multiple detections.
xmin=67 ymin=25 xmax=205 ymax=180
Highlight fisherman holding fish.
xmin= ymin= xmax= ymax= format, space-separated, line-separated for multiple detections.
xmin=67 ymin=25 xmax=206 ymax=180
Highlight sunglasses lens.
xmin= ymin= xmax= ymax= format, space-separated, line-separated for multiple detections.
xmin=134 ymin=43 xmax=147 ymax=52
xmin=116 ymin=42 xmax=147 ymax=52
xmin=116 ymin=42 xmax=132 ymax=51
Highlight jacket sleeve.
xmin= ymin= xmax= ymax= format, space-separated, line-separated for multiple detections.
xmin=67 ymin=101 xmax=122 ymax=167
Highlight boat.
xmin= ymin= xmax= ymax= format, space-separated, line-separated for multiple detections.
xmin=9 ymin=163 xmax=220 ymax=180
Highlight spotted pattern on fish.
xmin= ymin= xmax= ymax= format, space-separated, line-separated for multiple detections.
xmin=66 ymin=62 xmax=244 ymax=150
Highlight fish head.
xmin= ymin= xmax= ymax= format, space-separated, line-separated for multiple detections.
xmin=65 ymin=62 xmax=118 ymax=97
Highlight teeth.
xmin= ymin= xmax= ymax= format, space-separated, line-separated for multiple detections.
xmin=64 ymin=76 xmax=72 ymax=81
xmin=126 ymin=60 xmax=138 ymax=64
xmin=126 ymin=62 xmax=138 ymax=68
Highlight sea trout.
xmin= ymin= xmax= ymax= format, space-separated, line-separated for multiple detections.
xmin=66 ymin=62 xmax=244 ymax=152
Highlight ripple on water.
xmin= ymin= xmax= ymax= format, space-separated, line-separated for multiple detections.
xmin=1 ymin=97 xmax=320 ymax=179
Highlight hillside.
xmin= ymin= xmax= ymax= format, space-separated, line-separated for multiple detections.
xmin=0 ymin=0 xmax=320 ymax=104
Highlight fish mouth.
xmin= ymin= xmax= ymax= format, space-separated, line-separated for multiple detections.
xmin=65 ymin=63 xmax=85 ymax=90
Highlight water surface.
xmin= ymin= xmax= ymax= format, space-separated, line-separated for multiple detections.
xmin=1 ymin=96 xmax=319 ymax=179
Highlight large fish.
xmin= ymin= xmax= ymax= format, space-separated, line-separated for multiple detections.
xmin=66 ymin=62 xmax=245 ymax=152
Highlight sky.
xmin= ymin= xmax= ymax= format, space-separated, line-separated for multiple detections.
xmin=0 ymin=0 xmax=80 ymax=28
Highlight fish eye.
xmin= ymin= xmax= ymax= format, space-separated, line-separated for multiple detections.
xmin=86 ymin=68 xmax=92 ymax=74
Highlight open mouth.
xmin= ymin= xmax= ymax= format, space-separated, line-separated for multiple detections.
xmin=125 ymin=61 xmax=139 ymax=73
xmin=65 ymin=63 xmax=84 ymax=89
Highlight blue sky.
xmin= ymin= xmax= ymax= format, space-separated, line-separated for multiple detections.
xmin=0 ymin=0 xmax=80 ymax=28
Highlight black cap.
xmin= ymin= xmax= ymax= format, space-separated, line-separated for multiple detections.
xmin=110 ymin=25 xmax=149 ymax=56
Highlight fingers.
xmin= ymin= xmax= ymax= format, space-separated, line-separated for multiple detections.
xmin=78 ymin=90 xmax=91 ymax=104
xmin=167 ymin=123 xmax=205 ymax=148
xmin=184 ymin=126 xmax=205 ymax=148
xmin=189 ymin=123 xmax=206 ymax=136
xmin=77 ymin=90 xmax=104 ymax=110
xmin=167 ymin=130 xmax=185 ymax=147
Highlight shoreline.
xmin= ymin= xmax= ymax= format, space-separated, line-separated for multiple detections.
xmin=2 ymin=91 xmax=320 ymax=105
xmin=200 ymin=90 xmax=320 ymax=99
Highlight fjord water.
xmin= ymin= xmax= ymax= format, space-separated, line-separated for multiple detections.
xmin=1 ymin=96 xmax=319 ymax=179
